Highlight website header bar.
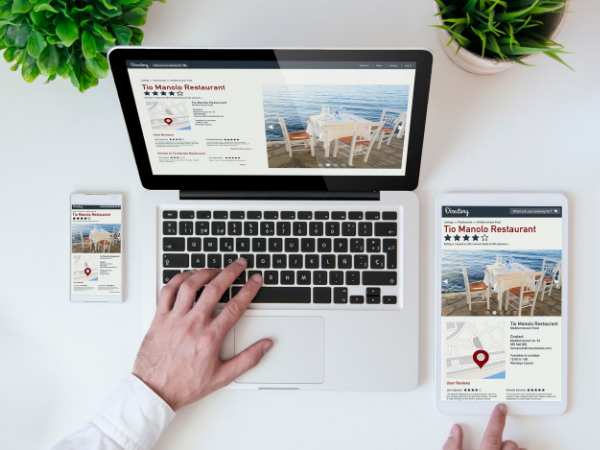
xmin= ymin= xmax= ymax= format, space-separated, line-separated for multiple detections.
xmin=442 ymin=206 xmax=562 ymax=218
xmin=126 ymin=60 xmax=417 ymax=70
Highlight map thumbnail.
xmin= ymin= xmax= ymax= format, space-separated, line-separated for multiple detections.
xmin=147 ymin=100 xmax=191 ymax=131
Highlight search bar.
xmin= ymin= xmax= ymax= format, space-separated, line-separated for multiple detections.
xmin=509 ymin=208 xmax=561 ymax=215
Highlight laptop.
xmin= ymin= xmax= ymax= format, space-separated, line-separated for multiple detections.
xmin=108 ymin=48 xmax=432 ymax=390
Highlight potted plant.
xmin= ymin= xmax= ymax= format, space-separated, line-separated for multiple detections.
xmin=0 ymin=0 xmax=165 ymax=92
xmin=433 ymin=0 xmax=572 ymax=75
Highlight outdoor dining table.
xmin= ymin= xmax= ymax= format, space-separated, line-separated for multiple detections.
xmin=483 ymin=263 xmax=541 ymax=310
xmin=306 ymin=113 xmax=370 ymax=157
xmin=89 ymin=229 xmax=110 ymax=252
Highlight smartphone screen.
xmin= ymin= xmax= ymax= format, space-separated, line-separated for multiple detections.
xmin=70 ymin=194 xmax=123 ymax=302
xmin=439 ymin=205 xmax=563 ymax=403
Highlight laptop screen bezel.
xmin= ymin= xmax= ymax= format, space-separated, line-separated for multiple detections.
xmin=108 ymin=48 xmax=432 ymax=192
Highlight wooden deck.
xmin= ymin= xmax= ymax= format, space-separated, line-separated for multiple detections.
xmin=267 ymin=135 xmax=404 ymax=169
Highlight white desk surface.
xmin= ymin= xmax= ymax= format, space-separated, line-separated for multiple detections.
xmin=1 ymin=0 xmax=598 ymax=448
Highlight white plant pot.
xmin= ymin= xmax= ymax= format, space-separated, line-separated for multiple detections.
xmin=434 ymin=1 xmax=569 ymax=75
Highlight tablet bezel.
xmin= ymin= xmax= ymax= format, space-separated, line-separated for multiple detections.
xmin=108 ymin=47 xmax=433 ymax=192
xmin=435 ymin=193 xmax=568 ymax=415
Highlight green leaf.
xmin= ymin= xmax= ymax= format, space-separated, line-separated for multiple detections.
xmin=110 ymin=23 xmax=132 ymax=45
xmin=123 ymin=7 xmax=146 ymax=25
xmin=92 ymin=22 xmax=114 ymax=41
xmin=26 ymin=29 xmax=46 ymax=57
xmin=133 ymin=0 xmax=153 ymax=7
xmin=117 ymin=0 xmax=138 ymax=4
xmin=85 ymin=53 xmax=108 ymax=78
xmin=21 ymin=53 xmax=40 ymax=82
xmin=545 ymin=51 xmax=574 ymax=72
xmin=154 ymin=0 xmax=166 ymax=3
xmin=81 ymin=28 xmax=96 ymax=58
xmin=56 ymin=18 xmax=78 ymax=46
xmin=495 ymin=0 xmax=540 ymax=22
xmin=37 ymin=42 xmax=58 ymax=74
xmin=70 ymin=5 xmax=94 ymax=15
xmin=11 ymin=0 xmax=33 ymax=14
xmin=5 ymin=22 xmax=31 ymax=46
xmin=77 ymin=65 xmax=96 ymax=92
xmin=3 ymin=44 xmax=16 ymax=61
xmin=33 ymin=3 xmax=58 ymax=13
xmin=57 ymin=56 xmax=68 ymax=75
xmin=69 ymin=59 xmax=80 ymax=88
xmin=44 ymin=72 xmax=57 ymax=83
xmin=130 ymin=26 xmax=143 ymax=45
xmin=30 ymin=9 xmax=51 ymax=27
xmin=95 ymin=1 xmax=121 ymax=17
xmin=99 ymin=0 xmax=119 ymax=11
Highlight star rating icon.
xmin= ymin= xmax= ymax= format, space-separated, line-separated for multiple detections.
xmin=169 ymin=91 xmax=175 ymax=96
xmin=152 ymin=91 xmax=158 ymax=96
xmin=472 ymin=234 xmax=479 ymax=241
xmin=161 ymin=91 xmax=167 ymax=96
xmin=482 ymin=234 xmax=489 ymax=241
xmin=463 ymin=235 xmax=469 ymax=241
xmin=176 ymin=91 xmax=183 ymax=96
xmin=454 ymin=235 xmax=460 ymax=241
xmin=444 ymin=235 xmax=451 ymax=241
xmin=144 ymin=91 xmax=150 ymax=96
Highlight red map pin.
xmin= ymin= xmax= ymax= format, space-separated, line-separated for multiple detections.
xmin=473 ymin=350 xmax=489 ymax=369
xmin=164 ymin=118 xmax=173 ymax=125
xmin=85 ymin=268 xmax=91 ymax=276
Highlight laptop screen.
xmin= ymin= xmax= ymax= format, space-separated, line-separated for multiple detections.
xmin=125 ymin=59 xmax=417 ymax=177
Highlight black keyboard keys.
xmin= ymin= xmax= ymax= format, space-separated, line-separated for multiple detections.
xmin=363 ymin=272 xmax=397 ymax=286
xmin=231 ymin=286 xmax=310 ymax=303
xmin=256 ymin=254 xmax=270 ymax=268
xmin=187 ymin=238 xmax=201 ymax=252
xmin=281 ymin=271 xmax=295 ymax=285
xmin=163 ymin=237 xmax=184 ymax=251
xmin=301 ymin=238 xmax=315 ymax=252
xmin=195 ymin=221 xmax=209 ymax=235
xmin=297 ymin=271 xmax=311 ymax=285
xmin=268 ymin=238 xmax=282 ymax=252
xmin=163 ymin=211 xmax=177 ymax=219
xmin=350 ymin=238 xmax=364 ymax=253
xmin=285 ymin=238 xmax=299 ymax=252
xmin=334 ymin=287 xmax=348 ymax=303
xmin=220 ymin=238 xmax=233 ymax=252
xmin=273 ymin=254 xmax=286 ymax=268
xmin=329 ymin=271 xmax=343 ymax=285
xmin=358 ymin=222 xmax=372 ymax=236
xmin=371 ymin=255 xmax=385 ymax=269
xmin=163 ymin=270 xmax=180 ymax=284
xmin=228 ymin=221 xmax=242 ymax=236
xmin=261 ymin=221 xmax=275 ymax=236
xmin=375 ymin=222 xmax=397 ymax=236
xmin=293 ymin=222 xmax=307 ymax=236
xmin=289 ymin=254 xmax=303 ymax=268
xmin=204 ymin=237 xmax=217 ymax=251
xmin=212 ymin=222 xmax=226 ymax=235
xmin=277 ymin=221 xmax=291 ymax=236
xmin=191 ymin=254 xmax=205 ymax=268
xmin=207 ymin=254 xmax=222 ymax=268
xmin=163 ymin=221 xmax=177 ymax=235
xmin=383 ymin=239 xmax=397 ymax=269
xmin=342 ymin=222 xmax=356 ymax=236
xmin=179 ymin=222 xmax=194 ymax=235
xmin=346 ymin=271 xmax=360 ymax=285
xmin=163 ymin=254 xmax=189 ymax=268
xmin=244 ymin=221 xmax=258 ymax=236
xmin=236 ymin=238 xmax=250 ymax=252
xmin=313 ymin=287 xmax=331 ymax=303
xmin=252 ymin=238 xmax=266 ymax=252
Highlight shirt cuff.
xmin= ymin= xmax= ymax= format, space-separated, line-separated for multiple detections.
xmin=91 ymin=374 xmax=176 ymax=450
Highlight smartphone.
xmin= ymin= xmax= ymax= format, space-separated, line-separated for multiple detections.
xmin=70 ymin=194 xmax=123 ymax=302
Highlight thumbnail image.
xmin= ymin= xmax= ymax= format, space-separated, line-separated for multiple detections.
xmin=262 ymin=85 xmax=409 ymax=169
xmin=72 ymin=254 xmax=99 ymax=282
xmin=72 ymin=223 xmax=122 ymax=254
xmin=147 ymin=100 xmax=191 ymax=131
xmin=441 ymin=250 xmax=562 ymax=317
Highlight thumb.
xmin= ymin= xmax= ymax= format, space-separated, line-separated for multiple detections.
xmin=219 ymin=339 xmax=273 ymax=382
xmin=443 ymin=424 xmax=463 ymax=450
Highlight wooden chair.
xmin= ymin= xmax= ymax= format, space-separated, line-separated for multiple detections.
xmin=277 ymin=114 xmax=314 ymax=158
xmin=535 ymin=257 xmax=561 ymax=301
xmin=78 ymin=231 xmax=92 ymax=253
xmin=96 ymin=233 xmax=112 ymax=253
xmin=333 ymin=122 xmax=384 ymax=166
xmin=372 ymin=109 xmax=406 ymax=149
xmin=461 ymin=263 xmax=490 ymax=311
xmin=505 ymin=271 xmax=544 ymax=316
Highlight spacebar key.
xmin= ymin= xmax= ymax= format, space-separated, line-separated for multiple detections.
xmin=231 ymin=286 xmax=311 ymax=303
xmin=362 ymin=271 xmax=398 ymax=286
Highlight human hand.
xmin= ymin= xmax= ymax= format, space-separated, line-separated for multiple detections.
xmin=132 ymin=258 xmax=272 ymax=411
xmin=443 ymin=404 xmax=526 ymax=450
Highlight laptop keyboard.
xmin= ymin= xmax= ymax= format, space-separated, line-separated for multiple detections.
xmin=161 ymin=209 xmax=400 ymax=308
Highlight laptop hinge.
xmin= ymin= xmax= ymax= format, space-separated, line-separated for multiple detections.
xmin=179 ymin=191 xmax=380 ymax=201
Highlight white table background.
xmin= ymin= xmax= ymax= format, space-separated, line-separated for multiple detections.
xmin=1 ymin=1 xmax=598 ymax=448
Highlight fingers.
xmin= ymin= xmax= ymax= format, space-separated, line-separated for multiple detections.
xmin=213 ymin=272 xmax=263 ymax=333
xmin=501 ymin=441 xmax=520 ymax=450
xmin=218 ymin=338 xmax=273 ymax=384
xmin=171 ymin=269 xmax=221 ymax=316
xmin=442 ymin=424 xmax=463 ymax=450
xmin=156 ymin=271 xmax=195 ymax=315
xmin=193 ymin=258 xmax=248 ymax=317
xmin=480 ymin=404 xmax=508 ymax=450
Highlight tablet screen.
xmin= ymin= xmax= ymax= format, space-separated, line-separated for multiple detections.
xmin=440 ymin=206 xmax=563 ymax=402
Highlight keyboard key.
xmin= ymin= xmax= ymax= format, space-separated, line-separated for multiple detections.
xmin=350 ymin=238 xmax=364 ymax=253
xmin=224 ymin=254 xmax=238 ymax=266
xmin=191 ymin=254 xmax=205 ymax=268
xmin=214 ymin=211 xmax=228 ymax=219
xmin=382 ymin=212 xmax=397 ymax=220
xmin=329 ymin=271 xmax=343 ymax=285
xmin=293 ymin=222 xmax=307 ymax=236
xmin=268 ymin=238 xmax=282 ymax=252
xmin=233 ymin=271 xmax=246 ymax=284
xmin=338 ymin=254 xmax=352 ymax=269
xmin=354 ymin=255 xmax=368 ymax=269
xmin=281 ymin=211 xmax=295 ymax=220
xmin=163 ymin=270 xmax=180 ymax=284
xmin=196 ymin=286 xmax=230 ymax=303
xmin=230 ymin=211 xmax=245 ymax=219
xmin=256 ymin=254 xmax=270 ymax=268
xmin=277 ymin=221 xmax=291 ymax=236
xmin=301 ymin=238 xmax=315 ymax=252
xmin=367 ymin=288 xmax=381 ymax=296
xmin=236 ymin=238 xmax=250 ymax=252
xmin=363 ymin=272 xmax=397 ymax=286
xmin=309 ymin=222 xmax=324 ymax=236
xmin=264 ymin=271 xmax=278 ymax=285
xmin=163 ymin=237 xmax=184 ymax=251
xmin=321 ymin=255 xmax=336 ymax=269
xmin=264 ymin=211 xmax=278 ymax=220
xmin=195 ymin=221 xmax=210 ymax=235
xmin=207 ymin=254 xmax=222 ymax=268
xmin=252 ymin=238 xmax=266 ymax=252
xmin=367 ymin=296 xmax=381 ymax=304
xmin=220 ymin=238 xmax=234 ymax=252
xmin=285 ymin=238 xmax=299 ymax=252
xmin=349 ymin=212 xmax=363 ymax=220
xmin=196 ymin=211 xmax=211 ymax=219
xmin=383 ymin=296 xmax=397 ymax=304
xmin=334 ymin=287 xmax=348 ymax=303
xmin=371 ymin=255 xmax=385 ymax=269
xmin=179 ymin=222 xmax=194 ymax=235
xmin=289 ymin=254 xmax=303 ymax=268
xmin=204 ymin=237 xmax=217 ymax=251
xmin=366 ymin=211 xmax=380 ymax=220
xmin=232 ymin=286 xmax=310 ymax=303
xmin=240 ymin=254 xmax=254 ymax=268
xmin=305 ymin=254 xmax=319 ymax=269
xmin=163 ymin=253 xmax=189 ymax=268
xmin=163 ymin=211 xmax=177 ymax=219
xmin=281 ymin=271 xmax=295 ymax=285
xmin=367 ymin=238 xmax=381 ymax=252
xmin=261 ymin=221 xmax=275 ymax=236
xmin=313 ymin=271 xmax=327 ymax=285
xmin=298 ymin=211 xmax=313 ymax=220
xmin=247 ymin=211 xmax=261 ymax=219
xmin=350 ymin=295 xmax=364 ymax=304
xmin=315 ymin=211 xmax=329 ymax=220
xmin=383 ymin=239 xmax=397 ymax=269
xmin=342 ymin=222 xmax=356 ymax=236
xmin=326 ymin=222 xmax=340 ymax=236
xmin=273 ymin=254 xmax=286 ymax=268
xmin=346 ymin=271 xmax=360 ymax=285
xmin=180 ymin=211 xmax=194 ymax=219
xmin=248 ymin=270 xmax=262 ymax=280
xmin=375 ymin=222 xmax=397 ymax=236
xmin=317 ymin=238 xmax=332 ymax=252
xmin=212 ymin=222 xmax=226 ymax=235
xmin=358 ymin=222 xmax=373 ymax=236
xmin=228 ymin=221 xmax=242 ymax=236
xmin=297 ymin=271 xmax=311 ymax=285
xmin=187 ymin=238 xmax=201 ymax=251
xmin=163 ymin=221 xmax=177 ymax=235
xmin=334 ymin=238 xmax=348 ymax=253
xmin=332 ymin=211 xmax=346 ymax=220
xmin=314 ymin=287 xmax=331 ymax=304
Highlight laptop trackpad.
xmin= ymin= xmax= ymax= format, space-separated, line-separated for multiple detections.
xmin=234 ymin=316 xmax=324 ymax=384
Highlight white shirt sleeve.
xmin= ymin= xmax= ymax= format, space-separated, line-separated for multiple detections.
xmin=51 ymin=374 xmax=176 ymax=450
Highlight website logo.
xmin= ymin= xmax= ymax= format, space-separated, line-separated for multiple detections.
xmin=130 ymin=62 xmax=149 ymax=68
xmin=444 ymin=207 xmax=469 ymax=217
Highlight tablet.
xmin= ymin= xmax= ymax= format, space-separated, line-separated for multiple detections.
xmin=435 ymin=193 xmax=568 ymax=415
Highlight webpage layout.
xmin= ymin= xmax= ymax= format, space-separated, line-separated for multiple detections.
xmin=440 ymin=206 xmax=563 ymax=402
xmin=71 ymin=204 xmax=122 ymax=296
xmin=126 ymin=60 xmax=416 ymax=176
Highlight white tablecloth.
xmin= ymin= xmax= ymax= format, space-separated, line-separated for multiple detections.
xmin=484 ymin=263 xmax=540 ymax=309
xmin=306 ymin=113 xmax=370 ymax=155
